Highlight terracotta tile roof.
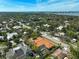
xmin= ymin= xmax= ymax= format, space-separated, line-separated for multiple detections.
xmin=34 ymin=37 xmax=54 ymax=49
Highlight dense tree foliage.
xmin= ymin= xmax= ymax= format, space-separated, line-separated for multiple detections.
xmin=70 ymin=41 xmax=79 ymax=59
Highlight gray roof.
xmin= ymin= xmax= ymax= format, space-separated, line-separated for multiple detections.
xmin=6 ymin=43 xmax=31 ymax=59
xmin=14 ymin=49 xmax=24 ymax=57
xmin=0 ymin=36 xmax=4 ymax=40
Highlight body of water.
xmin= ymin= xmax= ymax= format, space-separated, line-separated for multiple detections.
xmin=53 ymin=13 xmax=79 ymax=16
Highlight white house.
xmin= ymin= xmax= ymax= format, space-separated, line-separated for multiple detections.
xmin=7 ymin=32 xmax=18 ymax=40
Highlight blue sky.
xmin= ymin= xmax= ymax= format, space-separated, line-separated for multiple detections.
xmin=0 ymin=0 xmax=79 ymax=11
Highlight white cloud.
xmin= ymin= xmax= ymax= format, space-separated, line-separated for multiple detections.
xmin=36 ymin=0 xmax=79 ymax=11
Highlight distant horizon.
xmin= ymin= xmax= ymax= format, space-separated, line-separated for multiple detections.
xmin=0 ymin=11 xmax=79 ymax=13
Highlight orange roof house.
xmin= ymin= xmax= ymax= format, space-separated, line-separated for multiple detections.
xmin=34 ymin=37 xmax=54 ymax=49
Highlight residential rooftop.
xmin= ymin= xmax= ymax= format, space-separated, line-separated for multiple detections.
xmin=34 ymin=37 xmax=54 ymax=49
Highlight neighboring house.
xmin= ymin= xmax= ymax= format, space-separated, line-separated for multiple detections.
xmin=10 ymin=41 xmax=16 ymax=46
xmin=43 ymin=24 xmax=50 ymax=27
xmin=0 ymin=36 xmax=4 ymax=40
xmin=7 ymin=32 xmax=18 ymax=40
xmin=33 ymin=37 xmax=55 ymax=57
xmin=57 ymin=26 xmax=63 ymax=30
xmin=37 ymin=45 xmax=49 ymax=57
xmin=71 ymin=38 xmax=77 ymax=43
xmin=13 ymin=26 xmax=21 ymax=29
xmin=34 ymin=37 xmax=54 ymax=49
xmin=54 ymin=32 xmax=65 ymax=37
xmin=6 ymin=43 xmax=32 ymax=59
xmin=52 ymin=48 xmax=68 ymax=59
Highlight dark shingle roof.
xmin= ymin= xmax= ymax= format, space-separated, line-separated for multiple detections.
xmin=14 ymin=49 xmax=24 ymax=57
